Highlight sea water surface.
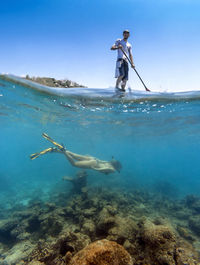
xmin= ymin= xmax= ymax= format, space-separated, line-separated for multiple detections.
xmin=1 ymin=75 xmax=200 ymax=199
xmin=0 ymin=75 xmax=200 ymax=262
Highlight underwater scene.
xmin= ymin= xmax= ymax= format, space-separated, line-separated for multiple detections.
xmin=1 ymin=75 xmax=200 ymax=264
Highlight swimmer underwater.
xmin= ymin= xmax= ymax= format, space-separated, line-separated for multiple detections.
xmin=30 ymin=133 xmax=122 ymax=175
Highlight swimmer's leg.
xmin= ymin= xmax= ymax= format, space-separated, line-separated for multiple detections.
xmin=63 ymin=152 xmax=94 ymax=169
xmin=42 ymin=133 xmax=92 ymax=161
xmin=64 ymin=150 xmax=92 ymax=161
xmin=30 ymin=147 xmax=62 ymax=160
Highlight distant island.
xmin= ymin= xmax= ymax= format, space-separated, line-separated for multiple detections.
xmin=24 ymin=75 xmax=86 ymax=88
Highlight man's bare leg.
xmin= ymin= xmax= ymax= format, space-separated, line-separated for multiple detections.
xmin=116 ymin=76 xmax=123 ymax=89
xmin=121 ymin=79 xmax=127 ymax=90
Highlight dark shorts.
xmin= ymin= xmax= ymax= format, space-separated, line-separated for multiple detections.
xmin=117 ymin=59 xmax=129 ymax=81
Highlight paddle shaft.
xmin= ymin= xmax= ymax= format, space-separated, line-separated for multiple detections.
xmin=120 ymin=47 xmax=150 ymax=92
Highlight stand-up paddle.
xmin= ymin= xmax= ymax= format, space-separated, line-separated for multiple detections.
xmin=120 ymin=47 xmax=151 ymax=92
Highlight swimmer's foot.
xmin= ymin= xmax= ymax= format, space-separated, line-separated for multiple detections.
xmin=42 ymin=133 xmax=65 ymax=151
xmin=30 ymin=147 xmax=56 ymax=160
xmin=50 ymin=147 xmax=58 ymax=152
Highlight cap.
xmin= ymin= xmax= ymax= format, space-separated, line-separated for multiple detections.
xmin=123 ymin=29 xmax=130 ymax=34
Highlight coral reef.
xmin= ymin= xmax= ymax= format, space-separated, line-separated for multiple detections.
xmin=0 ymin=185 xmax=200 ymax=264
xmin=67 ymin=239 xmax=133 ymax=265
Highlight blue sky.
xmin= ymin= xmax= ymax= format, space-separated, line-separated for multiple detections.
xmin=1 ymin=0 xmax=200 ymax=91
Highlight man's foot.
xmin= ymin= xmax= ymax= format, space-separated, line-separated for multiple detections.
xmin=115 ymin=87 xmax=125 ymax=92
xmin=120 ymin=84 xmax=126 ymax=91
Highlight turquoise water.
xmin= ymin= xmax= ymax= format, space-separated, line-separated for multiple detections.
xmin=1 ymin=76 xmax=200 ymax=263
xmin=1 ymin=76 xmax=200 ymax=207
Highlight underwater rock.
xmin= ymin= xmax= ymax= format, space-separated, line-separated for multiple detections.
xmin=67 ymin=239 xmax=133 ymax=265
xmin=54 ymin=232 xmax=91 ymax=255
xmin=2 ymin=240 xmax=36 ymax=265
xmin=29 ymin=261 xmax=44 ymax=265
xmin=174 ymin=242 xmax=199 ymax=265
xmin=140 ymin=219 xmax=176 ymax=247
xmin=139 ymin=219 xmax=176 ymax=264
xmin=132 ymin=202 xmax=149 ymax=216
xmin=136 ymin=218 xmax=199 ymax=264
xmin=96 ymin=207 xmax=116 ymax=236
xmin=82 ymin=207 xmax=96 ymax=218
xmin=189 ymin=216 xmax=200 ymax=236
xmin=28 ymin=232 xmax=91 ymax=264
xmin=122 ymin=239 xmax=136 ymax=259
xmin=0 ymin=218 xmax=20 ymax=244
xmin=107 ymin=216 xmax=137 ymax=245
xmin=44 ymin=202 xmax=57 ymax=211
xmin=39 ymin=213 xmax=63 ymax=237
xmin=63 ymin=171 xmax=88 ymax=195
xmin=170 ymin=206 xmax=191 ymax=220
xmin=185 ymin=195 xmax=200 ymax=213
xmin=81 ymin=218 xmax=96 ymax=237
xmin=177 ymin=225 xmax=195 ymax=242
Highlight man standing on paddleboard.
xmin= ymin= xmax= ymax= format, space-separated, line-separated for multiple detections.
xmin=111 ymin=30 xmax=135 ymax=91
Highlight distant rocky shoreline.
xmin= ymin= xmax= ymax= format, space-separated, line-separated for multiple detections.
xmin=24 ymin=75 xmax=86 ymax=88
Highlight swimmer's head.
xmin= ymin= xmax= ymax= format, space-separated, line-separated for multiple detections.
xmin=110 ymin=159 xmax=122 ymax=173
